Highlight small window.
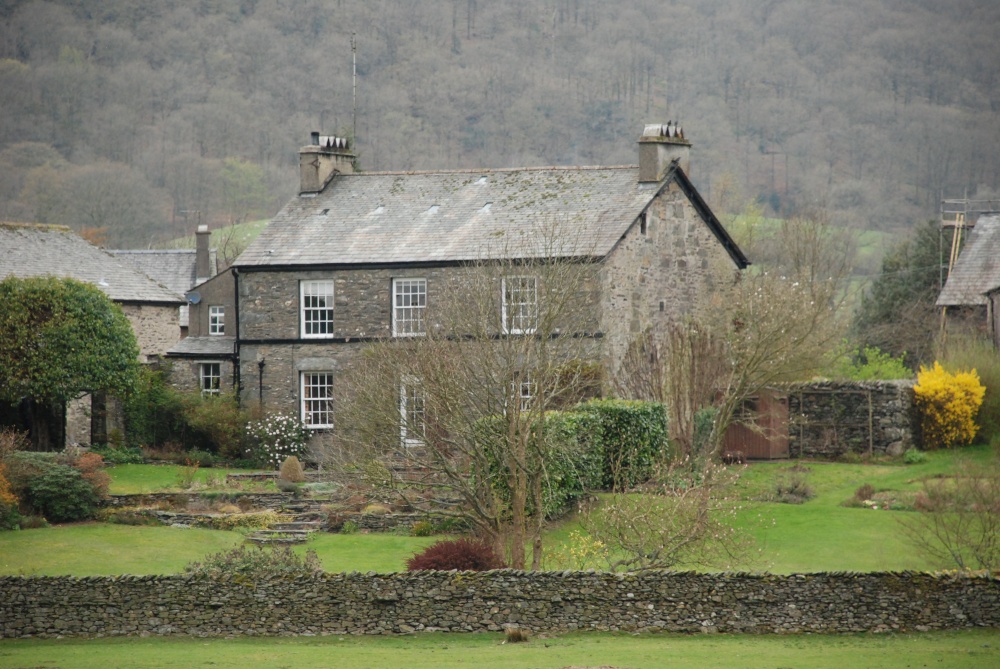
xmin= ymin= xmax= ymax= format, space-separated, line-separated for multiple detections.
xmin=502 ymin=276 xmax=538 ymax=335
xmin=301 ymin=372 xmax=334 ymax=428
xmin=517 ymin=378 xmax=535 ymax=412
xmin=300 ymin=280 xmax=334 ymax=338
xmin=399 ymin=377 xmax=426 ymax=446
xmin=200 ymin=362 xmax=221 ymax=396
xmin=640 ymin=213 xmax=648 ymax=235
xmin=392 ymin=278 xmax=427 ymax=336
xmin=208 ymin=306 xmax=225 ymax=335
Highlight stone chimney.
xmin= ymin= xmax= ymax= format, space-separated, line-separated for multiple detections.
xmin=195 ymin=224 xmax=211 ymax=283
xmin=299 ymin=132 xmax=355 ymax=194
xmin=638 ymin=122 xmax=691 ymax=182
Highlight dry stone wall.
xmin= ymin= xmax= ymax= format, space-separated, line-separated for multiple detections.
xmin=787 ymin=381 xmax=916 ymax=458
xmin=2 ymin=571 xmax=997 ymax=638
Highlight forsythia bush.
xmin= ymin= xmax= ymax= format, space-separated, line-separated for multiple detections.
xmin=913 ymin=362 xmax=985 ymax=449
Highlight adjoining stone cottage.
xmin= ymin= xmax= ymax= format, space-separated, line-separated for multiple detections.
xmin=171 ymin=125 xmax=750 ymax=451
xmin=0 ymin=222 xmax=184 ymax=448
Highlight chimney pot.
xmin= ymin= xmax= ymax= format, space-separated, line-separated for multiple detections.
xmin=195 ymin=225 xmax=211 ymax=283
xmin=638 ymin=123 xmax=692 ymax=182
xmin=299 ymin=133 xmax=356 ymax=193
xmin=310 ymin=131 xmax=320 ymax=146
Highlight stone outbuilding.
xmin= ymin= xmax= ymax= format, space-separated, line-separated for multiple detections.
xmin=937 ymin=213 xmax=1000 ymax=337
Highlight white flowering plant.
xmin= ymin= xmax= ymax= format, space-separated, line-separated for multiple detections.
xmin=246 ymin=412 xmax=310 ymax=469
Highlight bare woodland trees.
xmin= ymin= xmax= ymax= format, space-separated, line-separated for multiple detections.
xmin=329 ymin=224 xmax=600 ymax=570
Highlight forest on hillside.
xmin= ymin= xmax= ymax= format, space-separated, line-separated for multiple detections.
xmin=0 ymin=0 xmax=997 ymax=251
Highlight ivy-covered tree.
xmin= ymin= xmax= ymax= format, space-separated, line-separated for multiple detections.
xmin=0 ymin=276 xmax=140 ymax=450
xmin=853 ymin=219 xmax=944 ymax=367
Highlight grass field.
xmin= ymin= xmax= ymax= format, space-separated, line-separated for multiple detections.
xmin=1 ymin=629 xmax=997 ymax=669
xmin=106 ymin=463 xmax=267 ymax=494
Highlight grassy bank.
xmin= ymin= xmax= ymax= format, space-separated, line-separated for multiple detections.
xmin=1 ymin=630 xmax=997 ymax=669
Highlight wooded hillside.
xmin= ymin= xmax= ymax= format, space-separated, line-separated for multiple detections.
xmin=1 ymin=0 xmax=997 ymax=248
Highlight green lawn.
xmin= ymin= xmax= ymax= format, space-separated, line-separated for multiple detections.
xmin=0 ymin=523 xmax=438 ymax=576
xmin=0 ymin=523 xmax=241 ymax=576
xmin=107 ymin=463 xmax=267 ymax=494
xmin=1 ymin=630 xmax=997 ymax=669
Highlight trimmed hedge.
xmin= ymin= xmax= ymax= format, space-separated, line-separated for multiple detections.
xmin=573 ymin=399 xmax=668 ymax=490
xmin=476 ymin=400 xmax=667 ymax=518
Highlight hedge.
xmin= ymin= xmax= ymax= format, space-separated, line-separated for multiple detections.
xmin=572 ymin=399 xmax=669 ymax=491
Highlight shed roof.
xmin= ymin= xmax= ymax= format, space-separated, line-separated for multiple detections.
xmin=234 ymin=164 xmax=747 ymax=269
xmin=166 ymin=336 xmax=235 ymax=358
xmin=937 ymin=214 xmax=1000 ymax=307
xmin=0 ymin=223 xmax=183 ymax=304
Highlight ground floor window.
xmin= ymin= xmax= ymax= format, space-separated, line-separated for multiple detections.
xmin=301 ymin=372 xmax=334 ymax=428
xmin=399 ymin=378 xmax=425 ymax=445
xmin=200 ymin=362 xmax=221 ymax=395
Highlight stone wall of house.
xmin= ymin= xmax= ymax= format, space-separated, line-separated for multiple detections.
xmin=121 ymin=303 xmax=181 ymax=362
xmin=787 ymin=381 xmax=916 ymax=458
xmin=187 ymin=272 xmax=235 ymax=338
xmin=236 ymin=265 xmax=602 ymax=451
xmin=600 ymin=182 xmax=739 ymax=379
xmin=166 ymin=358 xmax=237 ymax=396
xmin=2 ymin=571 xmax=996 ymax=638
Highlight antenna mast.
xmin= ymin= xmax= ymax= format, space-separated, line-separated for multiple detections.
xmin=351 ymin=33 xmax=357 ymax=142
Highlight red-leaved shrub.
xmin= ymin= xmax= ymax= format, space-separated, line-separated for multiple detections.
xmin=74 ymin=452 xmax=111 ymax=499
xmin=406 ymin=537 xmax=506 ymax=571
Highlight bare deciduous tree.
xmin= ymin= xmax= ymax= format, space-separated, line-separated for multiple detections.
xmin=899 ymin=458 xmax=1000 ymax=572
xmin=327 ymin=222 xmax=601 ymax=570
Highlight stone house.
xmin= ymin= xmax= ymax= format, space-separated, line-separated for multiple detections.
xmin=937 ymin=213 xmax=1000 ymax=337
xmin=0 ymin=222 xmax=184 ymax=446
xmin=221 ymin=125 xmax=748 ymax=448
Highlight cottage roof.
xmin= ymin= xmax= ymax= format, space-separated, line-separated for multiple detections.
xmin=937 ymin=214 xmax=1000 ymax=307
xmin=111 ymin=249 xmax=217 ymax=295
xmin=234 ymin=164 xmax=747 ymax=268
xmin=0 ymin=223 xmax=183 ymax=304
xmin=166 ymin=336 xmax=235 ymax=358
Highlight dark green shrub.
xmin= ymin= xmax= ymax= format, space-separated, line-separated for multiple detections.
xmin=18 ymin=515 xmax=48 ymax=529
xmin=26 ymin=464 xmax=100 ymax=522
xmin=183 ymin=450 xmax=217 ymax=468
xmin=89 ymin=444 xmax=144 ymax=464
xmin=182 ymin=393 xmax=251 ymax=459
xmin=122 ymin=366 xmax=189 ymax=450
xmin=573 ymin=399 xmax=668 ymax=490
xmin=476 ymin=410 xmax=604 ymax=520
xmin=406 ymin=537 xmax=506 ymax=571
xmin=903 ymin=448 xmax=928 ymax=464
xmin=185 ymin=544 xmax=322 ymax=578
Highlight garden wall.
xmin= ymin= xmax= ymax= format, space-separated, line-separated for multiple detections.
xmin=787 ymin=380 xmax=916 ymax=458
xmin=2 ymin=571 xmax=997 ymax=638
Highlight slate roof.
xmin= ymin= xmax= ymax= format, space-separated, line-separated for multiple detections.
xmin=0 ymin=223 xmax=183 ymax=304
xmin=166 ymin=336 xmax=235 ymax=358
xmin=110 ymin=249 xmax=217 ymax=295
xmin=937 ymin=214 xmax=1000 ymax=307
xmin=235 ymin=164 xmax=748 ymax=269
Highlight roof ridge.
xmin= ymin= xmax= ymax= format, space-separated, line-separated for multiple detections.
xmin=344 ymin=165 xmax=639 ymax=177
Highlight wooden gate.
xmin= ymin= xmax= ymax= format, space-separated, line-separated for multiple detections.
xmin=722 ymin=389 xmax=789 ymax=460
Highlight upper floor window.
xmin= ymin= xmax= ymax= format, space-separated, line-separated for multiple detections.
xmin=300 ymin=280 xmax=334 ymax=338
xmin=301 ymin=371 xmax=334 ymax=428
xmin=392 ymin=278 xmax=427 ymax=336
xmin=502 ymin=276 xmax=537 ymax=335
xmin=208 ymin=306 xmax=225 ymax=335
xmin=200 ymin=362 xmax=221 ymax=396
xmin=399 ymin=377 xmax=426 ymax=446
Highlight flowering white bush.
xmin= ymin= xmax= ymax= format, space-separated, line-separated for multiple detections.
xmin=247 ymin=413 xmax=309 ymax=469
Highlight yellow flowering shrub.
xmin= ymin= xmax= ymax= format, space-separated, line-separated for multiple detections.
xmin=913 ymin=362 xmax=985 ymax=449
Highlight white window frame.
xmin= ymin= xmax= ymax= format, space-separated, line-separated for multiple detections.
xmin=399 ymin=377 xmax=426 ymax=446
xmin=301 ymin=372 xmax=334 ymax=429
xmin=208 ymin=305 xmax=225 ymax=335
xmin=516 ymin=377 xmax=535 ymax=412
xmin=392 ymin=278 xmax=427 ymax=337
xmin=199 ymin=362 xmax=222 ymax=396
xmin=300 ymin=280 xmax=335 ymax=338
xmin=502 ymin=276 xmax=538 ymax=335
